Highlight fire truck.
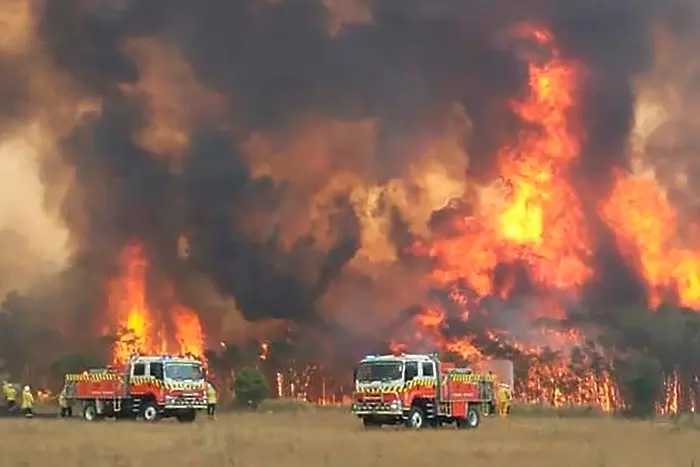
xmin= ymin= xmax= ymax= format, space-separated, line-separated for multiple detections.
xmin=63 ymin=354 xmax=208 ymax=422
xmin=351 ymin=353 xmax=495 ymax=429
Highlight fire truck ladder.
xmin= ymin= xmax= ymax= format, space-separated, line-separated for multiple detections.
xmin=440 ymin=371 xmax=453 ymax=417
xmin=431 ymin=355 xmax=449 ymax=419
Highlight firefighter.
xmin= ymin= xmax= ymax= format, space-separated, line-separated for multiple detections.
xmin=497 ymin=382 xmax=512 ymax=417
xmin=2 ymin=380 xmax=17 ymax=413
xmin=206 ymin=381 xmax=218 ymax=419
xmin=58 ymin=387 xmax=72 ymax=418
xmin=21 ymin=385 xmax=34 ymax=418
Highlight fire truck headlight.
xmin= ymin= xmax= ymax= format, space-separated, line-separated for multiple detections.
xmin=390 ymin=400 xmax=401 ymax=412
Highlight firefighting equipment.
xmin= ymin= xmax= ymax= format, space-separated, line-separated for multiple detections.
xmin=497 ymin=383 xmax=512 ymax=417
xmin=207 ymin=382 xmax=218 ymax=404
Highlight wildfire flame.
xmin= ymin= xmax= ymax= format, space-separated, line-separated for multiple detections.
xmin=91 ymin=24 xmax=695 ymax=414
xmin=399 ymin=25 xmax=619 ymax=409
xmin=421 ymin=26 xmax=591 ymax=298
xmin=600 ymin=172 xmax=700 ymax=308
xmin=108 ymin=241 xmax=205 ymax=364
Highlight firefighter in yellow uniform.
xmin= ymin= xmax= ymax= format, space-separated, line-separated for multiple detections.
xmin=58 ymin=387 xmax=72 ymax=418
xmin=206 ymin=382 xmax=218 ymax=419
xmin=497 ymin=383 xmax=512 ymax=417
xmin=2 ymin=381 xmax=17 ymax=413
xmin=21 ymin=386 xmax=34 ymax=418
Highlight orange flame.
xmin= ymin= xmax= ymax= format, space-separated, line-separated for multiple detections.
xmin=171 ymin=303 xmax=205 ymax=357
xmin=422 ymin=26 xmax=591 ymax=301
xmin=599 ymin=172 xmax=700 ymax=308
xmin=108 ymin=241 xmax=205 ymax=364
xmin=405 ymin=25 xmax=620 ymax=409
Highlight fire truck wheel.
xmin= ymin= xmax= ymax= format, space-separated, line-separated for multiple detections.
xmin=177 ymin=410 xmax=197 ymax=423
xmin=140 ymin=402 xmax=160 ymax=422
xmin=405 ymin=406 xmax=426 ymax=430
xmin=82 ymin=403 xmax=100 ymax=422
xmin=458 ymin=406 xmax=480 ymax=429
xmin=362 ymin=417 xmax=381 ymax=429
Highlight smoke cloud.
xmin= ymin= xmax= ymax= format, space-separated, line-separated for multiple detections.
xmin=0 ymin=0 xmax=698 ymax=399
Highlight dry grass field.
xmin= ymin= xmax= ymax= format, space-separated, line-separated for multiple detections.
xmin=1 ymin=406 xmax=699 ymax=467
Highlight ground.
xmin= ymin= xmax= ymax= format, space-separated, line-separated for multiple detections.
xmin=0 ymin=407 xmax=699 ymax=467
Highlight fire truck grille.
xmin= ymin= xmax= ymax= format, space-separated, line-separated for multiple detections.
xmin=165 ymin=396 xmax=207 ymax=408
xmin=353 ymin=399 xmax=401 ymax=413
xmin=357 ymin=402 xmax=390 ymax=411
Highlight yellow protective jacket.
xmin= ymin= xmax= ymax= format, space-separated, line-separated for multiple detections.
xmin=207 ymin=383 xmax=217 ymax=404
xmin=497 ymin=387 xmax=512 ymax=403
xmin=58 ymin=392 xmax=70 ymax=408
xmin=3 ymin=383 xmax=16 ymax=401
xmin=21 ymin=390 xmax=34 ymax=409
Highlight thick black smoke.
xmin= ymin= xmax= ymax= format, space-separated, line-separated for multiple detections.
xmin=34 ymin=0 xmax=690 ymax=348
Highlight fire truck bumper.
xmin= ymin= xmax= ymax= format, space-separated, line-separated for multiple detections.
xmin=351 ymin=400 xmax=403 ymax=416
xmin=164 ymin=397 xmax=208 ymax=410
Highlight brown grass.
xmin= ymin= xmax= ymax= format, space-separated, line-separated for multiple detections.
xmin=2 ymin=408 xmax=700 ymax=467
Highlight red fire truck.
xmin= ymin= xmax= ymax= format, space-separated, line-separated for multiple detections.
xmin=351 ymin=353 xmax=495 ymax=429
xmin=63 ymin=354 xmax=208 ymax=422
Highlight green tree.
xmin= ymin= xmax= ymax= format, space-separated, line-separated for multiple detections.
xmin=205 ymin=343 xmax=243 ymax=403
xmin=234 ymin=367 xmax=269 ymax=409
xmin=614 ymin=353 xmax=662 ymax=419
xmin=49 ymin=353 xmax=104 ymax=388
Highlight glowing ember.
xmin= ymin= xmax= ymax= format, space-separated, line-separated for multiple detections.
xmin=108 ymin=241 xmax=205 ymax=363
xmin=276 ymin=372 xmax=283 ymax=398
xmin=260 ymin=341 xmax=270 ymax=361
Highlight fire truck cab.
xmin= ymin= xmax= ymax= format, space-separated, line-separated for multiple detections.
xmin=351 ymin=353 xmax=494 ymax=429
xmin=64 ymin=354 xmax=208 ymax=423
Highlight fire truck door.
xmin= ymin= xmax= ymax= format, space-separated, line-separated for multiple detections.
xmin=129 ymin=362 xmax=146 ymax=393
xmin=442 ymin=373 xmax=449 ymax=401
xmin=149 ymin=362 xmax=164 ymax=381
xmin=124 ymin=363 xmax=131 ymax=392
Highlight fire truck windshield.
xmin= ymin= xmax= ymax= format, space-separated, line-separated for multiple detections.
xmin=164 ymin=363 xmax=204 ymax=381
xmin=356 ymin=361 xmax=403 ymax=383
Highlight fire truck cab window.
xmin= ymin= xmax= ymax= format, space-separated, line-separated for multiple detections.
xmin=405 ymin=361 xmax=418 ymax=381
xmin=356 ymin=361 xmax=403 ymax=383
xmin=132 ymin=363 xmax=146 ymax=376
xmin=149 ymin=362 xmax=164 ymax=380
xmin=422 ymin=362 xmax=434 ymax=377
xmin=165 ymin=363 xmax=204 ymax=381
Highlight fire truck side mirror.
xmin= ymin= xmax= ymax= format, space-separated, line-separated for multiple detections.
xmin=353 ymin=367 xmax=357 ymax=382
